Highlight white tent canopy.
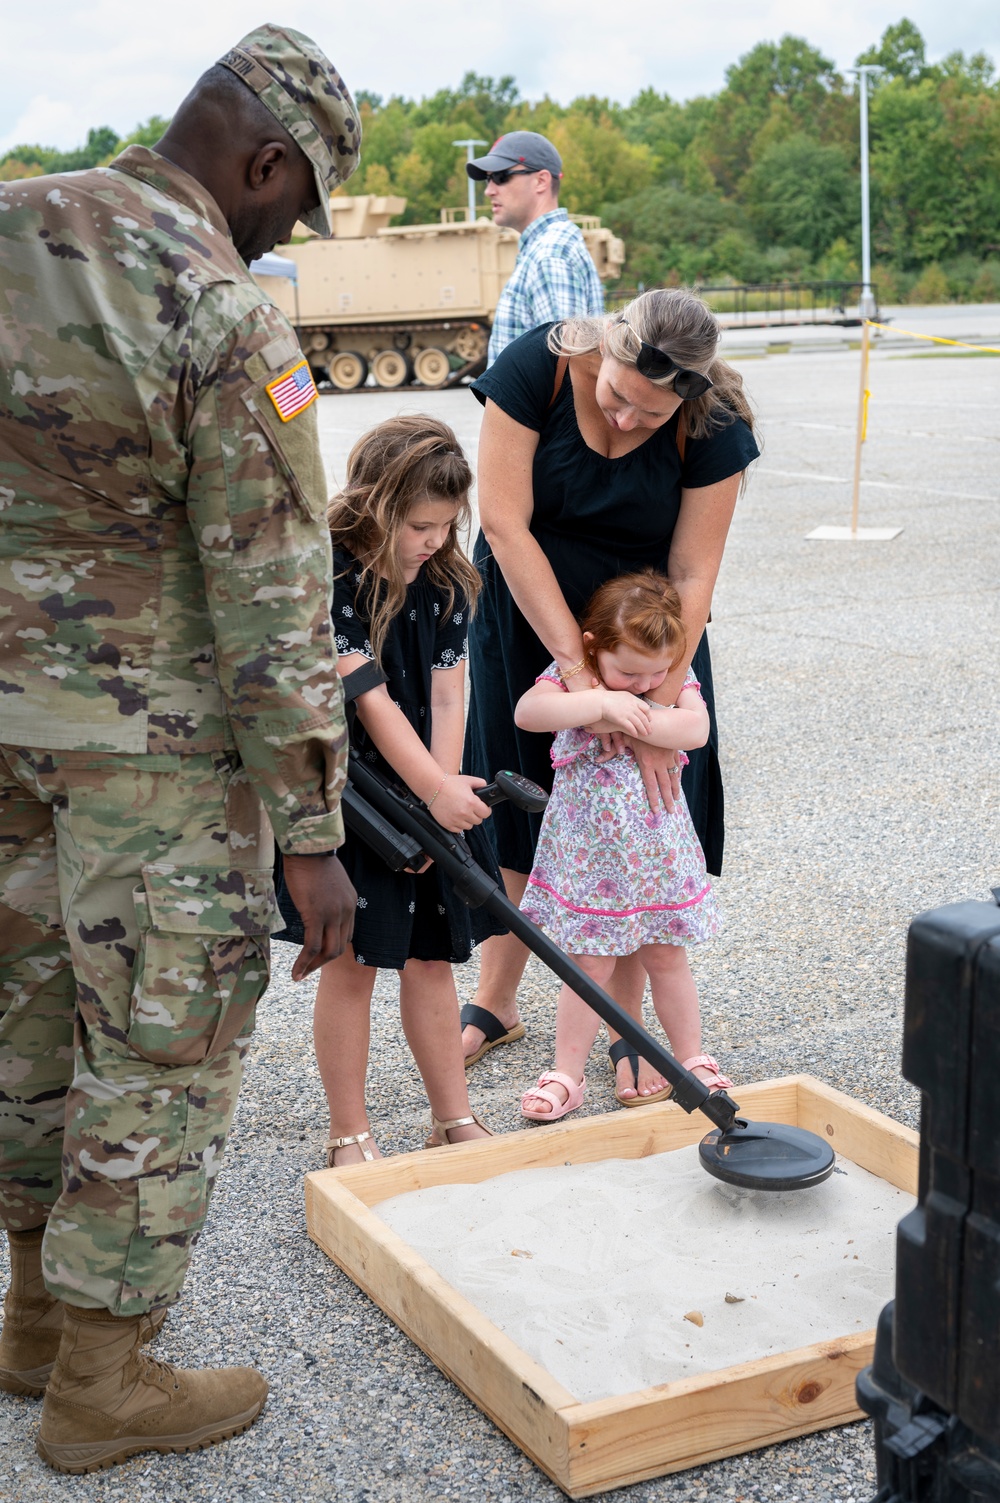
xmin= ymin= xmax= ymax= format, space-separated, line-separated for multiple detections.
xmin=249 ymin=252 xmax=298 ymax=282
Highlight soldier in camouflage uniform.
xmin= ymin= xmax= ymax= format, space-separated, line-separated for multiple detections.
xmin=0 ymin=25 xmax=360 ymax=1472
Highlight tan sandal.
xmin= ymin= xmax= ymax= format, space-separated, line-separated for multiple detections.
xmin=424 ymin=1112 xmax=494 ymax=1149
xmin=325 ymin=1130 xmax=377 ymax=1167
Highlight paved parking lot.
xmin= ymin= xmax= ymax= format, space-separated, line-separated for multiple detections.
xmin=3 ymin=334 xmax=997 ymax=1503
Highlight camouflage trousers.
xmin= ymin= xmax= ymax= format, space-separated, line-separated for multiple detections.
xmin=0 ymin=746 xmax=278 ymax=1314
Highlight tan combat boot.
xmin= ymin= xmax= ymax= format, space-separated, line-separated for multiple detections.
xmin=36 ymin=1305 xmax=267 ymax=1474
xmin=0 ymin=1226 xmax=65 ymax=1396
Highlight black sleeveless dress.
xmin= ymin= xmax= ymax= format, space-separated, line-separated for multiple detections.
xmin=463 ymin=323 xmax=760 ymax=877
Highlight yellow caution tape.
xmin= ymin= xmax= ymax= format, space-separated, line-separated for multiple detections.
xmin=866 ymin=320 xmax=1000 ymax=355
xmin=862 ymin=388 xmax=870 ymax=442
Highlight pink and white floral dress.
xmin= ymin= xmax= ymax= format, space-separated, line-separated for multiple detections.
xmin=520 ymin=664 xmax=721 ymax=956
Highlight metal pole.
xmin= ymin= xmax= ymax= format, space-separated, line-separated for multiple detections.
xmin=853 ymin=65 xmax=882 ymax=319
xmin=860 ymin=70 xmax=872 ymax=316
xmin=850 ymin=64 xmax=881 ymax=533
xmin=452 ymin=138 xmax=487 ymax=223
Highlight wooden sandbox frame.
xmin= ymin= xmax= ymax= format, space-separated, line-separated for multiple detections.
xmin=305 ymin=1076 xmax=918 ymax=1498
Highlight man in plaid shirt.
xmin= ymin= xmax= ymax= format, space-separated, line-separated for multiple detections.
xmin=467 ymin=131 xmax=605 ymax=365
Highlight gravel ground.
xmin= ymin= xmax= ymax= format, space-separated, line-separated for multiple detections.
xmin=2 ymin=335 xmax=998 ymax=1502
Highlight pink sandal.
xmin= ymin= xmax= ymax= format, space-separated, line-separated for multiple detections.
xmin=521 ymin=1071 xmax=585 ymax=1123
xmin=681 ymin=1054 xmax=734 ymax=1093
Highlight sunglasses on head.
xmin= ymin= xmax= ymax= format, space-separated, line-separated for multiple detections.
xmin=619 ymin=319 xmax=714 ymax=400
xmin=483 ymin=167 xmax=537 ymax=186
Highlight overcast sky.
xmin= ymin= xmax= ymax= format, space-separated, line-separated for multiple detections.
xmin=3 ymin=0 xmax=997 ymax=155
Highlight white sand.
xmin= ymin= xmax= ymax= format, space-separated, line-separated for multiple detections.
xmin=375 ymin=1145 xmax=913 ymax=1403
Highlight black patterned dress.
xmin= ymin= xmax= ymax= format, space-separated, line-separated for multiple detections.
xmin=276 ymin=548 xmax=506 ymax=968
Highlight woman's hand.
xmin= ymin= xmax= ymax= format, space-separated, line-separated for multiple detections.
xmin=624 ymin=739 xmax=683 ymax=814
xmin=429 ymin=774 xmax=491 ymax=833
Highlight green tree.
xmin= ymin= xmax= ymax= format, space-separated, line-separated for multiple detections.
xmin=619 ymin=88 xmax=717 ymax=187
xmin=0 ymin=157 xmax=46 ymax=181
xmin=745 ymin=133 xmax=856 ymax=259
xmin=603 ymin=185 xmax=750 ymax=284
xmin=48 ymin=126 xmax=120 ymax=173
xmin=391 ymin=121 xmax=468 ymax=223
xmin=546 ymin=107 xmax=654 ymax=213
xmin=699 ymin=35 xmax=849 ymax=191
xmin=856 ymin=19 xmax=930 ymax=83
xmin=117 ymin=116 xmax=170 ymax=151
xmin=0 ymin=143 xmax=59 ymax=174
xmin=413 ymin=73 xmax=519 ymax=141
xmin=869 ymin=75 xmax=1000 ymax=264
xmin=940 ymin=50 xmax=996 ymax=88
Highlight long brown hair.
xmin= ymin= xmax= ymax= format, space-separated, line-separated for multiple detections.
xmin=327 ymin=415 xmax=480 ymax=666
xmin=549 ymin=287 xmax=755 ymax=442
xmin=580 ymin=570 xmax=687 ymax=678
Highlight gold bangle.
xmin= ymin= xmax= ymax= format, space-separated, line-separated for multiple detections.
xmin=558 ymin=658 xmax=587 ymax=681
xmin=427 ymin=774 xmax=449 ymax=808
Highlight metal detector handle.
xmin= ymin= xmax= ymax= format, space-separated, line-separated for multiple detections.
xmin=477 ymin=770 xmax=549 ymax=812
xmin=342 ymin=785 xmax=425 ymax=873
xmin=344 ymin=750 xmax=740 ymax=1134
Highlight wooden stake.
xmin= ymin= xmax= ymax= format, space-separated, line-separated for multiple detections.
xmin=850 ymin=321 xmax=871 ymax=535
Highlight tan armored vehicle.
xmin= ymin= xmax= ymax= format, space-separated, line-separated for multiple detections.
xmin=253 ymin=195 xmax=625 ymax=390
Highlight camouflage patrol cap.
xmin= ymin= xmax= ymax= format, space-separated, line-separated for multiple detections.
xmin=219 ymin=24 xmax=361 ymax=236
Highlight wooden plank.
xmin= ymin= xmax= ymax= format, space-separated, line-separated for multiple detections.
xmin=310 ymin=1077 xmax=802 ymax=1210
xmin=560 ymin=1333 xmax=872 ymax=1497
xmin=305 ymin=1174 xmax=575 ymax=1489
xmin=794 ymin=1076 xmax=919 ymax=1193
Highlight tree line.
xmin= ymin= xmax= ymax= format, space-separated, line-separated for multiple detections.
xmin=4 ymin=19 xmax=998 ymax=304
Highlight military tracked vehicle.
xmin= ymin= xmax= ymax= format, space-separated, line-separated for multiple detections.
xmin=252 ymin=195 xmax=624 ymax=390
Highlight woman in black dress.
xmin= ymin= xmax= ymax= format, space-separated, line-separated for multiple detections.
xmin=461 ymin=288 xmax=760 ymax=1102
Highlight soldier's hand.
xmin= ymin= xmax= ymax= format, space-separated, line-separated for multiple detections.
xmin=281 ymin=852 xmax=357 ymax=981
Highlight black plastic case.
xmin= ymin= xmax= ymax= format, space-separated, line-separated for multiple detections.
xmin=857 ymin=896 xmax=1000 ymax=1501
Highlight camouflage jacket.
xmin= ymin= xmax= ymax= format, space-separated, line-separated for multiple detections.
xmin=0 ymin=147 xmax=346 ymax=853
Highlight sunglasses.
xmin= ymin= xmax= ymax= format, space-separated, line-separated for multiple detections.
xmin=483 ymin=168 xmax=537 ymax=186
xmin=619 ymin=319 xmax=714 ymax=400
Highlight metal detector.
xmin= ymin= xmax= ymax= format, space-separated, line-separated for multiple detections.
xmin=341 ymin=752 xmax=834 ymax=1193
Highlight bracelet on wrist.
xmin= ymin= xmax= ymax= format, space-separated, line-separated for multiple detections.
xmin=427 ymin=773 xmax=449 ymax=808
xmin=558 ymin=658 xmax=587 ymax=682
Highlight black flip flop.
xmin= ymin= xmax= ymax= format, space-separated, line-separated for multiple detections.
xmin=608 ymin=1037 xmax=673 ymax=1107
xmin=461 ymin=1003 xmax=526 ymax=1067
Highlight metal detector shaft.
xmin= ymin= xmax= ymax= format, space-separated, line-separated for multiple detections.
xmin=344 ymin=755 xmax=740 ymax=1134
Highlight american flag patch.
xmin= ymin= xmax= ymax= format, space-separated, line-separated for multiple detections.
xmin=265 ymin=359 xmax=318 ymax=422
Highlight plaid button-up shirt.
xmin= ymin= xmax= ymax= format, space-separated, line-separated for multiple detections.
xmin=487 ymin=208 xmax=605 ymax=365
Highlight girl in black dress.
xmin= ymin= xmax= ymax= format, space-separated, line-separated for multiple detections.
xmin=293 ymin=416 xmax=504 ymax=1166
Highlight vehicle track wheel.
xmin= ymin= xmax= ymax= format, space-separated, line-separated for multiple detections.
xmin=371 ymin=350 xmax=413 ymax=389
xmin=328 ymin=351 xmax=368 ymax=391
xmin=413 ymin=347 xmax=451 ymax=388
xmin=453 ymin=327 xmax=487 ymax=363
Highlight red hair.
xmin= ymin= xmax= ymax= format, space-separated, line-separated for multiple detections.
xmin=580 ymin=570 xmax=686 ymax=675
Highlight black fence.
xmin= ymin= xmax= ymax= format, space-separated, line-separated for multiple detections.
xmin=606 ymin=281 xmax=879 ymax=329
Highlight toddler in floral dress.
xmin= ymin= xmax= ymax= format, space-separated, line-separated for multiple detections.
xmin=515 ymin=570 xmax=730 ymax=1121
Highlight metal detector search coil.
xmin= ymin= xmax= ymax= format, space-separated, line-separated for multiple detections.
xmin=699 ymin=1121 xmax=836 ymax=1192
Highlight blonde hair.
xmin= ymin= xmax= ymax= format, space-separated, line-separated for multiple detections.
xmin=548 ymin=287 xmax=755 ymax=442
xmin=327 ymin=415 xmax=480 ymax=666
